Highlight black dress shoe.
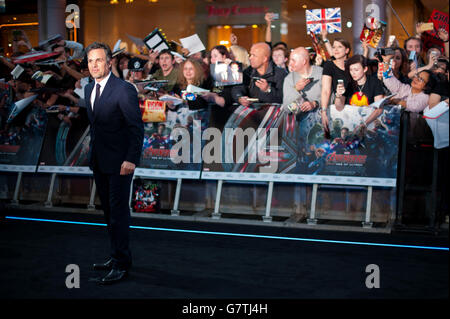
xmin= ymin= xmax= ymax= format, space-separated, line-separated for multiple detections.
xmin=93 ymin=258 xmax=114 ymax=271
xmin=98 ymin=268 xmax=128 ymax=285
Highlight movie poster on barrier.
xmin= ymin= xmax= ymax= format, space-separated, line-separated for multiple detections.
xmin=202 ymin=103 xmax=300 ymax=182
xmin=37 ymin=108 xmax=91 ymax=174
xmin=201 ymin=103 xmax=401 ymax=187
xmin=294 ymin=104 xmax=401 ymax=186
xmin=0 ymin=96 xmax=48 ymax=173
xmin=135 ymin=101 xmax=210 ymax=179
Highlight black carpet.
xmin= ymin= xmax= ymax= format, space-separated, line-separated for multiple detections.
xmin=0 ymin=209 xmax=448 ymax=306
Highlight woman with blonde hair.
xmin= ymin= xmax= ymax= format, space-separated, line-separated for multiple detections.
xmin=229 ymin=45 xmax=250 ymax=70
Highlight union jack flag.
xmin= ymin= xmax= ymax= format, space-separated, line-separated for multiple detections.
xmin=306 ymin=7 xmax=342 ymax=34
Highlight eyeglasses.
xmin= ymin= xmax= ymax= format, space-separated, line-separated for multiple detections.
xmin=414 ymin=73 xmax=427 ymax=84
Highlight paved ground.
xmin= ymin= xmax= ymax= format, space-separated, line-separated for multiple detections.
xmin=0 ymin=208 xmax=447 ymax=314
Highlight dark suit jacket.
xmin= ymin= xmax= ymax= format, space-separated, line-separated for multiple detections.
xmin=85 ymin=73 xmax=144 ymax=174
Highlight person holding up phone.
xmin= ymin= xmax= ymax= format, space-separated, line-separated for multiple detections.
xmin=407 ymin=45 xmax=441 ymax=80
xmin=320 ymin=38 xmax=352 ymax=134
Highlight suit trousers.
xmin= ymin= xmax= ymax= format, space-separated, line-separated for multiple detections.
xmin=93 ymin=165 xmax=133 ymax=271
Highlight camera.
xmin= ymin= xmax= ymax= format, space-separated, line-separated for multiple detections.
xmin=375 ymin=47 xmax=396 ymax=62
xmin=376 ymin=48 xmax=395 ymax=56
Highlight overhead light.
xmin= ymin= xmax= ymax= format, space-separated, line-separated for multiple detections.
xmin=149 ymin=0 xmax=158 ymax=2
xmin=110 ymin=0 xmax=119 ymax=4
xmin=302 ymin=4 xmax=307 ymax=9
xmin=252 ymin=24 xmax=258 ymax=29
xmin=347 ymin=21 xmax=352 ymax=28
xmin=219 ymin=40 xmax=229 ymax=45
xmin=224 ymin=25 xmax=231 ymax=29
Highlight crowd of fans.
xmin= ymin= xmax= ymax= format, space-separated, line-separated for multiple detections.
xmin=0 ymin=12 xmax=448 ymax=223
xmin=0 ymin=13 xmax=448 ymax=148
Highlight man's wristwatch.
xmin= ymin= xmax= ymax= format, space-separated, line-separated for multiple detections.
xmin=265 ymin=87 xmax=271 ymax=93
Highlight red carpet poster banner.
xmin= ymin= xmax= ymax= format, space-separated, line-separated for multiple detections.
xmin=202 ymin=103 xmax=401 ymax=187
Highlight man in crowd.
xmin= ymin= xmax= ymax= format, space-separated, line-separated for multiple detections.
xmin=283 ymin=46 xmax=323 ymax=114
xmin=151 ymin=49 xmax=179 ymax=92
xmin=232 ymin=42 xmax=286 ymax=106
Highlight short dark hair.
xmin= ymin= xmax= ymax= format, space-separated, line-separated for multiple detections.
xmin=273 ymin=41 xmax=288 ymax=50
xmin=345 ymin=54 xmax=367 ymax=73
xmin=333 ymin=38 xmax=352 ymax=57
xmin=420 ymin=69 xmax=435 ymax=94
xmin=345 ymin=55 xmax=368 ymax=90
xmin=211 ymin=45 xmax=231 ymax=59
xmin=158 ymin=49 xmax=174 ymax=59
xmin=85 ymin=42 xmax=112 ymax=62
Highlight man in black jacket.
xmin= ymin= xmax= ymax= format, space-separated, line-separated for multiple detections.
xmin=85 ymin=42 xmax=144 ymax=285
xmin=232 ymin=42 xmax=286 ymax=106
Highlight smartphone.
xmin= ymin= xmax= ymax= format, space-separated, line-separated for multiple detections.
xmin=272 ymin=13 xmax=279 ymax=20
xmin=418 ymin=22 xmax=434 ymax=32
xmin=387 ymin=35 xmax=396 ymax=46
xmin=252 ymin=76 xmax=262 ymax=81
xmin=408 ymin=51 xmax=416 ymax=61
xmin=431 ymin=51 xmax=439 ymax=65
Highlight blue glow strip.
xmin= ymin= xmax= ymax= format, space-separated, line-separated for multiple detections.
xmin=5 ymin=216 xmax=449 ymax=251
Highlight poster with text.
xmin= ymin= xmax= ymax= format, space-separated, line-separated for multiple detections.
xmin=202 ymin=103 xmax=401 ymax=186
xmin=135 ymin=105 xmax=210 ymax=179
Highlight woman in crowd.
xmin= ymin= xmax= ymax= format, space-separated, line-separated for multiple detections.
xmin=334 ymin=54 xmax=385 ymax=128
xmin=407 ymin=44 xmax=441 ymax=80
xmin=379 ymin=47 xmax=410 ymax=84
xmin=272 ymin=46 xmax=289 ymax=74
xmin=111 ymin=54 xmax=130 ymax=80
xmin=229 ymin=44 xmax=250 ymax=70
xmin=320 ymin=38 xmax=352 ymax=133
xmin=172 ymin=58 xmax=212 ymax=109
xmin=210 ymin=45 xmax=232 ymax=65
xmin=173 ymin=57 xmax=235 ymax=130
xmin=381 ymin=66 xmax=434 ymax=113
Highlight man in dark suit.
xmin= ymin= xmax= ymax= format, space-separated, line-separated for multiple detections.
xmin=85 ymin=42 xmax=144 ymax=284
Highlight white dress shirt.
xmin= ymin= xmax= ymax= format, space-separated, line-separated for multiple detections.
xmin=90 ymin=72 xmax=111 ymax=110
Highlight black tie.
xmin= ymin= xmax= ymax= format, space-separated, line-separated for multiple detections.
xmin=93 ymin=83 xmax=101 ymax=109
